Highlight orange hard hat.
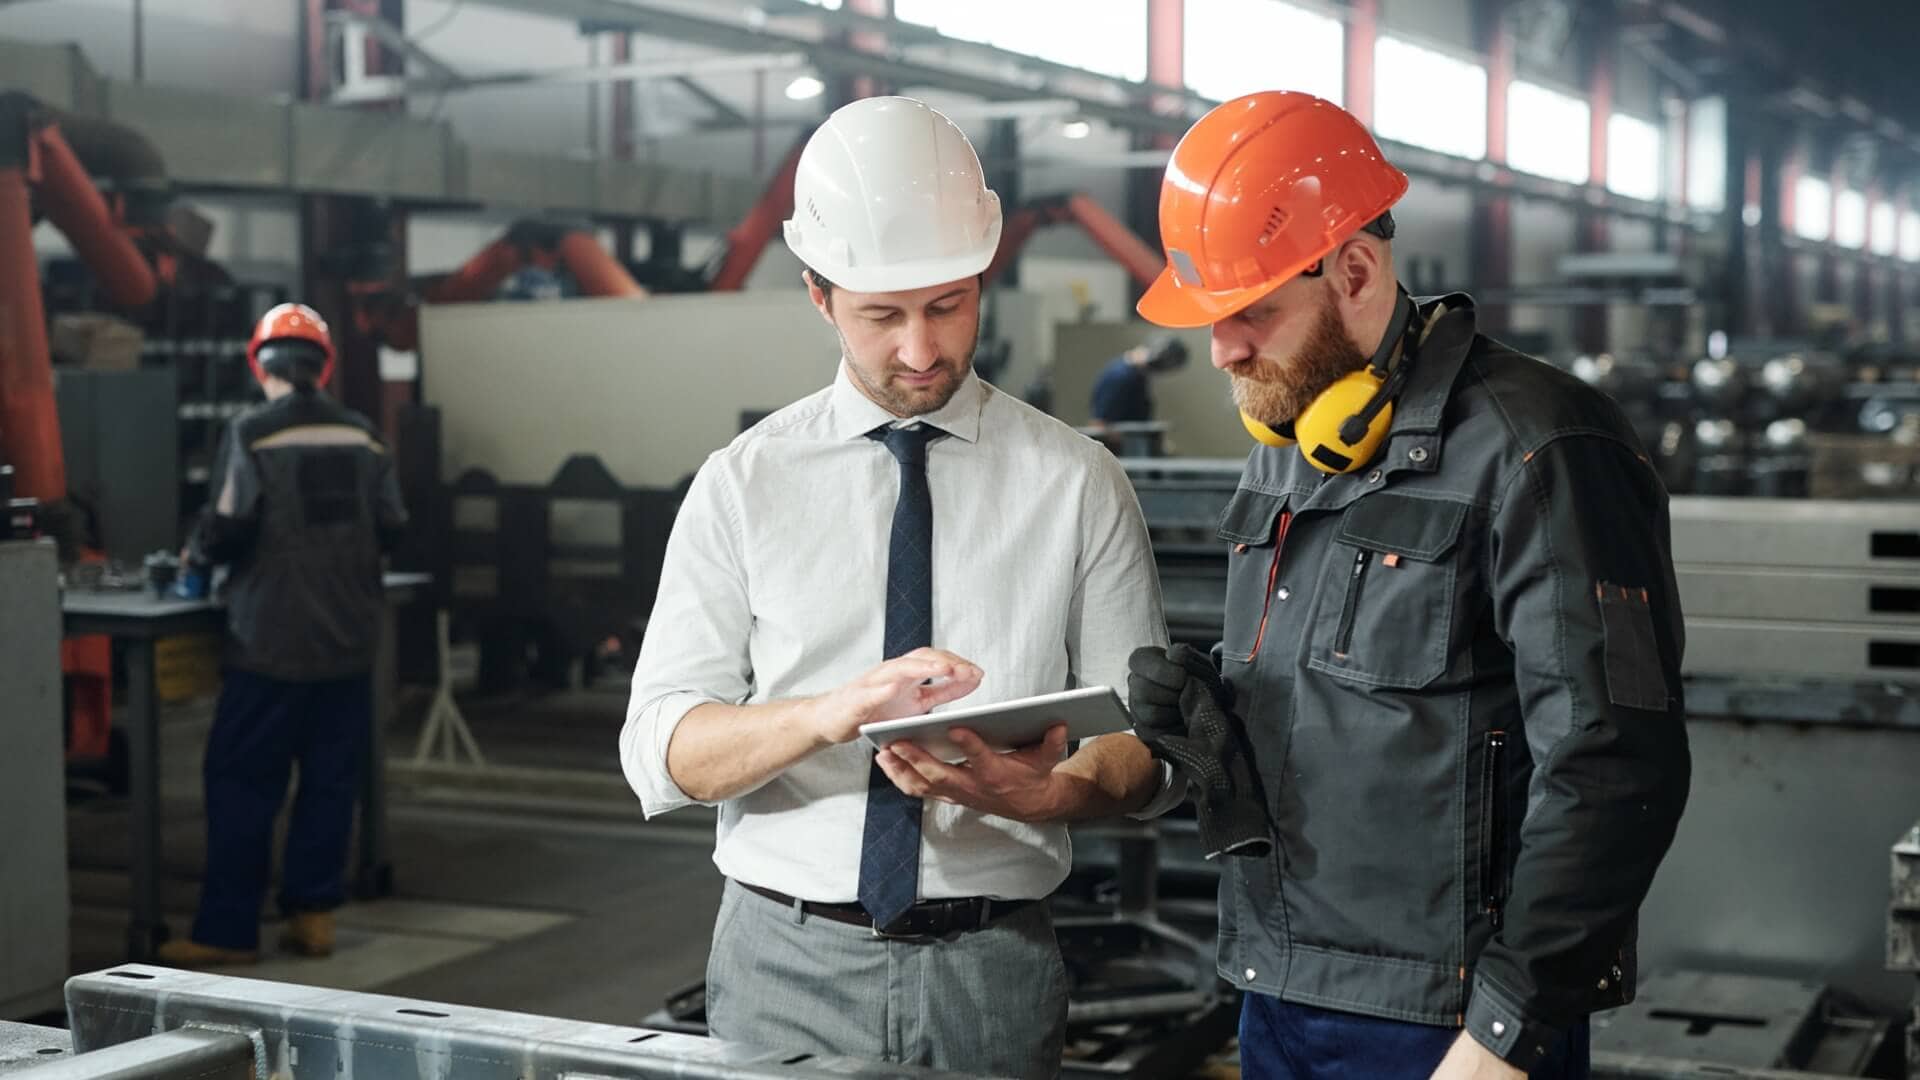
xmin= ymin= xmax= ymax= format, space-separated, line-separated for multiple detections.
xmin=1138 ymin=92 xmax=1410 ymax=328
xmin=247 ymin=303 xmax=336 ymax=386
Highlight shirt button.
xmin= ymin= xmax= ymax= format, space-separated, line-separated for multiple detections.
xmin=1244 ymin=968 xmax=1258 ymax=981
xmin=1491 ymin=1020 xmax=1507 ymax=1037
xmin=1597 ymin=978 xmax=1609 ymax=990
xmin=1409 ymin=446 xmax=1430 ymax=464
xmin=1366 ymin=469 xmax=1383 ymax=484
xmin=1275 ymin=586 xmax=1291 ymax=601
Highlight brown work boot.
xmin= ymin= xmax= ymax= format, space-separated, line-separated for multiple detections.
xmin=154 ymin=939 xmax=259 ymax=969
xmin=279 ymin=911 xmax=335 ymax=957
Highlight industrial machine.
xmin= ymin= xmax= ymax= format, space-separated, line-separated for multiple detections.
xmin=0 ymin=539 xmax=68 ymax=1019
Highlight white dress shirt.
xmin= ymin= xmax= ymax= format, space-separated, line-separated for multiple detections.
xmin=621 ymin=365 xmax=1172 ymax=902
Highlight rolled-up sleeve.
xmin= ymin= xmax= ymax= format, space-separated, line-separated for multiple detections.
xmin=1067 ymin=451 xmax=1180 ymax=820
xmin=620 ymin=458 xmax=755 ymax=817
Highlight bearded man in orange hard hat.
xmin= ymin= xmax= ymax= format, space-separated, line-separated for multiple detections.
xmin=1120 ymin=92 xmax=1692 ymax=1079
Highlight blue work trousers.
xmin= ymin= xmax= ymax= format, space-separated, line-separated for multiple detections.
xmin=191 ymin=668 xmax=370 ymax=950
xmin=1240 ymin=992 xmax=1590 ymax=1080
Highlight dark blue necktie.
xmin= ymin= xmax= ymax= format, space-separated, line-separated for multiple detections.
xmin=859 ymin=422 xmax=944 ymax=928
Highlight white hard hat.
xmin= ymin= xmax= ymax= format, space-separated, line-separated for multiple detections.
xmin=783 ymin=96 xmax=1003 ymax=293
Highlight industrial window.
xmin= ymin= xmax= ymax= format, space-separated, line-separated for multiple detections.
xmin=1901 ymin=209 xmax=1920 ymax=262
xmin=1184 ymin=0 xmax=1343 ymax=105
xmin=1834 ymin=189 xmax=1867 ymax=250
xmin=894 ymin=0 xmax=1148 ymax=82
xmin=1606 ymin=112 xmax=1662 ymax=202
xmin=1870 ymin=202 xmax=1897 ymax=257
xmin=1506 ymin=80 xmax=1590 ymax=184
xmin=1685 ymin=96 xmax=1726 ymax=212
xmin=1374 ymin=36 xmax=1487 ymax=160
xmin=1793 ymin=176 xmax=1831 ymax=242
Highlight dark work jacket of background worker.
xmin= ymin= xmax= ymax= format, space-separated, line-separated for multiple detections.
xmin=1089 ymin=337 xmax=1189 ymax=424
xmin=1206 ymin=293 xmax=1691 ymax=1072
xmin=167 ymin=327 xmax=407 ymax=964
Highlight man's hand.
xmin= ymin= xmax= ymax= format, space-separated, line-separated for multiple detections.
xmin=874 ymin=725 xmax=1071 ymax=823
xmin=1429 ymin=1031 xmax=1523 ymax=1080
xmin=806 ymin=648 xmax=983 ymax=747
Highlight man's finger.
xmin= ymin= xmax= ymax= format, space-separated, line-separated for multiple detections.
xmin=875 ymin=749 xmax=931 ymax=796
xmin=1128 ymin=646 xmax=1188 ymax=689
xmin=945 ymin=727 xmax=994 ymax=762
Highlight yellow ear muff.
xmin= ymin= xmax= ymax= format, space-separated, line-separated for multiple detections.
xmin=1293 ymin=369 xmax=1394 ymax=474
xmin=1239 ymin=410 xmax=1296 ymax=448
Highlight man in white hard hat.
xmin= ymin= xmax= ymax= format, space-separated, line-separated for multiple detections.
xmin=620 ymin=96 xmax=1181 ymax=1076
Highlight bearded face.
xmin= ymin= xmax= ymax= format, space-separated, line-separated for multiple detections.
xmin=1224 ymin=286 xmax=1369 ymax=430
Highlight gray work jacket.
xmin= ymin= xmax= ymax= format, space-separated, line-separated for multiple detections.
xmin=1212 ymin=293 xmax=1690 ymax=1070
xmin=192 ymin=391 xmax=407 ymax=682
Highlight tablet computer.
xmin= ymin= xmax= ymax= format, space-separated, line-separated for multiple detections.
xmin=859 ymin=686 xmax=1131 ymax=764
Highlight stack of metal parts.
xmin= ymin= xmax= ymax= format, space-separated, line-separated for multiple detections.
xmin=1892 ymin=823 xmax=1920 ymax=1078
xmin=7 ymin=967 xmax=984 ymax=1079
xmin=1670 ymin=497 xmax=1920 ymax=695
xmin=1565 ymin=345 xmax=1920 ymax=500
xmin=1587 ymin=971 xmax=1903 ymax=1077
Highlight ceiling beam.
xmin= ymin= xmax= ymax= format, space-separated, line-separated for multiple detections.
xmin=458 ymin=0 xmax=1205 ymax=136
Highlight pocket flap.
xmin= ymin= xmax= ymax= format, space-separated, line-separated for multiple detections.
xmin=1334 ymin=493 xmax=1467 ymax=562
xmin=1217 ymin=488 xmax=1289 ymax=546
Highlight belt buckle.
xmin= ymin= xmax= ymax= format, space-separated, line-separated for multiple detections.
xmin=870 ymin=916 xmax=934 ymax=943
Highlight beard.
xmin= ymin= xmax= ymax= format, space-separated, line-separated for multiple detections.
xmin=838 ymin=323 xmax=978 ymax=417
xmin=1228 ymin=291 xmax=1370 ymax=429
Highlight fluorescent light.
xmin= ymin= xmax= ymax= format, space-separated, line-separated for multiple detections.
xmin=784 ymin=74 xmax=824 ymax=101
xmin=1060 ymin=119 xmax=1092 ymax=139
xmin=1901 ymin=209 xmax=1920 ymax=262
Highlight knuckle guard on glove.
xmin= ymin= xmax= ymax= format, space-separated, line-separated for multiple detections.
xmin=1127 ymin=646 xmax=1273 ymax=860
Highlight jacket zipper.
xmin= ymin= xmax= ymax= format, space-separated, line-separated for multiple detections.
xmin=1331 ymin=549 xmax=1372 ymax=658
xmin=1245 ymin=512 xmax=1292 ymax=663
xmin=1481 ymin=730 xmax=1509 ymax=929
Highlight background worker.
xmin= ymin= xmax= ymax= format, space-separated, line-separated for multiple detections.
xmin=1126 ymin=92 xmax=1692 ymax=1080
xmin=157 ymin=303 xmax=408 ymax=968
xmin=1088 ymin=336 xmax=1189 ymax=426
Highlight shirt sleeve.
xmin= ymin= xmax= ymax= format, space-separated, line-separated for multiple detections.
xmin=1066 ymin=449 xmax=1177 ymax=818
xmin=619 ymin=457 xmax=756 ymax=817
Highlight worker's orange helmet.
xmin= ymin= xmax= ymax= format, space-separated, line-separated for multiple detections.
xmin=1137 ymin=92 xmax=1410 ymax=329
xmin=247 ymin=303 xmax=336 ymax=387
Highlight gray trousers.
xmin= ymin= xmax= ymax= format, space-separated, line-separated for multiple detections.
xmin=705 ymin=880 xmax=1069 ymax=1079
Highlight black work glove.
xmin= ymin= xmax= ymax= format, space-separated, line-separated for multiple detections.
xmin=1127 ymin=645 xmax=1273 ymax=859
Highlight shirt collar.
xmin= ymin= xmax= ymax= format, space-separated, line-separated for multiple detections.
xmin=829 ymin=363 xmax=987 ymax=443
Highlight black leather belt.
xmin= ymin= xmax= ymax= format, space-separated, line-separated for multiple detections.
xmin=738 ymin=881 xmax=1037 ymax=940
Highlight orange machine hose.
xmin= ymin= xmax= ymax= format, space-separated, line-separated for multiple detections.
xmin=0 ymin=167 xmax=67 ymax=502
xmin=423 ymin=239 xmax=524 ymax=304
xmin=34 ymin=124 xmax=157 ymax=309
xmin=557 ymin=231 xmax=647 ymax=299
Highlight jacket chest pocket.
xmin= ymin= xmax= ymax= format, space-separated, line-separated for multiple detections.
xmin=1216 ymin=488 xmax=1290 ymax=665
xmin=1307 ymin=493 xmax=1468 ymax=688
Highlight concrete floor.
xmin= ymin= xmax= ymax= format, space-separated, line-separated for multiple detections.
xmin=64 ymin=682 xmax=727 ymax=1027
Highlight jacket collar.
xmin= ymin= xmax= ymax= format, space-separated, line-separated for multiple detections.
xmin=1387 ymin=291 xmax=1478 ymax=436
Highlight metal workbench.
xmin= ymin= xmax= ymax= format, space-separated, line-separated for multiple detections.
xmin=61 ymin=572 xmax=429 ymax=962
